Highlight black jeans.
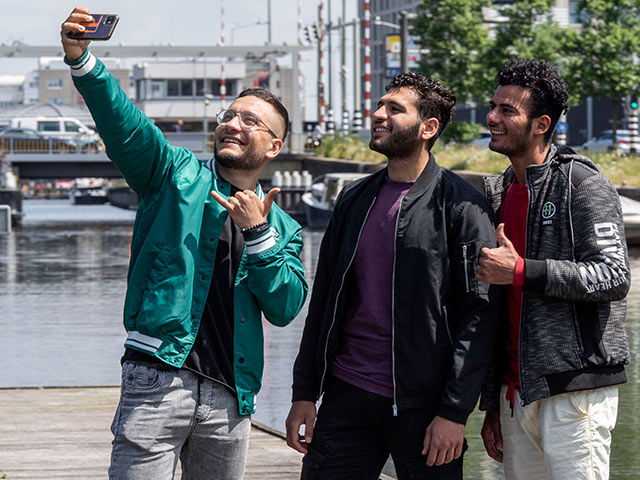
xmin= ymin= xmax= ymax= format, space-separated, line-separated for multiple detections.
xmin=301 ymin=378 xmax=467 ymax=480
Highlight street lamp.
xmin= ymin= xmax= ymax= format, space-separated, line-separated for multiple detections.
xmin=230 ymin=20 xmax=268 ymax=45
xmin=373 ymin=13 xmax=415 ymax=74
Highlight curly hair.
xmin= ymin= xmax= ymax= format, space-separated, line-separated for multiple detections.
xmin=237 ymin=88 xmax=289 ymax=141
xmin=385 ymin=72 xmax=456 ymax=150
xmin=497 ymin=59 xmax=569 ymax=143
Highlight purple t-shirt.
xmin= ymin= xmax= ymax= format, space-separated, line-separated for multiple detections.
xmin=331 ymin=176 xmax=414 ymax=398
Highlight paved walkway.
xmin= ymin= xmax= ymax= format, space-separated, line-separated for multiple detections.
xmin=0 ymin=386 xmax=304 ymax=479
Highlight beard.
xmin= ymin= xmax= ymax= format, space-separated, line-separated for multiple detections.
xmin=488 ymin=119 xmax=533 ymax=157
xmin=369 ymin=121 xmax=422 ymax=160
xmin=213 ymin=142 xmax=265 ymax=171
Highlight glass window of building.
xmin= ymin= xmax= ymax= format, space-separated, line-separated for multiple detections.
xmin=167 ymin=79 xmax=180 ymax=96
xmin=180 ymin=79 xmax=193 ymax=96
xmin=48 ymin=78 xmax=63 ymax=89
xmin=151 ymin=80 xmax=164 ymax=99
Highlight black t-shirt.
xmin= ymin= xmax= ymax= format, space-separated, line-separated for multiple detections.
xmin=122 ymin=185 xmax=244 ymax=394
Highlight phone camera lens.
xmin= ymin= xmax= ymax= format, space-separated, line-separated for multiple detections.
xmin=106 ymin=16 xmax=115 ymax=25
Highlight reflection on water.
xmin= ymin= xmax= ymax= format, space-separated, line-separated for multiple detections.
xmin=0 ymin=199 xmax=638 ymax=478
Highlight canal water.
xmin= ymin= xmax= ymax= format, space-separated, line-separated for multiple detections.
xmin=1 ymin=199 xmax=638 ymax=478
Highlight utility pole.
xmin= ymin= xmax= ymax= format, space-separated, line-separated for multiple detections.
xmin=352 ymin=16 xmax=362 ymax=132
xmin=629 ymin=94 xmax=639 ymax=154
xmin=317 ymin=3 xmax=326 ymax=130
xmin=340 ymin=15 xmax=348 ymax=134
xmin=327 ymin=0 xmax=333 ymax=116
xmin=267 ymin=0 xmax=272 ymax=44
xmin=400 ymin=11 xmax=409 ymax=74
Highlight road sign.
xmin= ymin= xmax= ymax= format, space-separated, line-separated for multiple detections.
xmin=556 ymin=121 xmax=568 ymax=133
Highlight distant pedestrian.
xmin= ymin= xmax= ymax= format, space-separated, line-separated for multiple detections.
xmin=477 ymin=59 xmax=630 ymax=480
xmin=285 ymin=72 xmax=499 ymax=479
xmin=173 ymin=118 xmax=184 ymax=132
xmin=61 ymin=7 xmax=308 ymax=480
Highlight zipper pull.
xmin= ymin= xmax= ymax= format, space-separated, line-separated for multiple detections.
xmin=392 ymin=404 xmax=398 ymax=417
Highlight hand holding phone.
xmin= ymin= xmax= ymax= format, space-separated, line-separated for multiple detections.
xmin=67 ymin=14 xmax=119 ymax=41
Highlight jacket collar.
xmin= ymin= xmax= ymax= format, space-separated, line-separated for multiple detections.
xmin=382 ymin=152 xmax=441 ymax=198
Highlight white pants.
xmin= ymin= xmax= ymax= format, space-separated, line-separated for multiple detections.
xmin=500 ymin=384 xmax=619 ymax=480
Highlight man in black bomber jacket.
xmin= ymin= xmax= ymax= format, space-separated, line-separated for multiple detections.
xmin=477 ymin=59 xmax=630 ymax=480
xmin=285 ymin=72 xmax=500 ymax=480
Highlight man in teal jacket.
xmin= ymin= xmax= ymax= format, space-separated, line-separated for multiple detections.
xmin=61 ymin=7 xmax=308 ymax=480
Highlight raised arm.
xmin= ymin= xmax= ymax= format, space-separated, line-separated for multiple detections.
xmin=60 ymin=7 xmax=183 ymax=197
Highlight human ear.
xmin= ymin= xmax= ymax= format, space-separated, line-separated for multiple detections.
xmin=535 ymin=115 xmax=552 ymax=137
xmin=421 ymin=118 xmax=439 ymax=141
xmin=265 ymin=138 xmax=284 ymax=160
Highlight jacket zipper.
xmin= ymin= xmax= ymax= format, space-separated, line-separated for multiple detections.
xmin=462 ymin=244 xmax=470 ymax=293
xmin=518 ymin=178 xmax=531 ymax=406
xmin=391 ymin=198 xmax=402 ymax=416
xmin=318 ymin=197 xmax=377 ymax=397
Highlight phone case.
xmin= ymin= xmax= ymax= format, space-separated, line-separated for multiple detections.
xmin=69 ymin=14 xmax=119 ymax=41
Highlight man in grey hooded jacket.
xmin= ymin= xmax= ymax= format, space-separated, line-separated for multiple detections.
xmin=476 ymin=59 xmax=630 ymax=480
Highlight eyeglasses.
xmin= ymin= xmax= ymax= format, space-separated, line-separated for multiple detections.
xmin=216 ymin=109 xmax=278 ymax=139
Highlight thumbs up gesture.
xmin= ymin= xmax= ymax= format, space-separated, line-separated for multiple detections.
xmin=476 ymin=223 xmax=519 ymax=285
xmin=211 ymin=187 xmax=280 ymax=229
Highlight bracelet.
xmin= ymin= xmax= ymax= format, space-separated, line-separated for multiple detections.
xmin=240 ymin=221 xmax=270 ymax=235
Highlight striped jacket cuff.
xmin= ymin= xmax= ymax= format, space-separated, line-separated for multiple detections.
xmin=245 ymin=227 xmax=278 ymax=255
xmin=125 ymin=331 xmax=163 ymax=355
xmin=65 ymin=50 xmax=97 ymax=77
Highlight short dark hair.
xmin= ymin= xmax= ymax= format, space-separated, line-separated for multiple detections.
xmin=385 ymin=72 xmax=456 ymax=149
xmin=496 ymin=59 xmax=569 ymax=143
xmin=237 ymin=88 xmax=289 ymax=141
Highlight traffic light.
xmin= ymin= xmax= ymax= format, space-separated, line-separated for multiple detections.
xmin=304 ymin=25 xmax=312 ymax=44
xmin=631 ymin=95 xmax=639 ymax=111
xmin=312 ymin=23 xmax=320 ymax=41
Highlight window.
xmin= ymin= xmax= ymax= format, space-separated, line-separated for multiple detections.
xmin=180 ymin=79 xmax=193 ymax=96
xmin=48 ymin=98 xmax=63 ymax=105
xmin=48 ymin=78 xmax=63 ymax=89
xmin=569 ymin=0 xmax=589 ymax=24
xmin=167 ymin=79 xmax=180 ymax=96
xmin=38 ymin=121 xmax=61 ymax=132
xmin=151 ymin=80 xmax=165 ymax=99
xmin=64 ymin=121 xmax=82 ymax=132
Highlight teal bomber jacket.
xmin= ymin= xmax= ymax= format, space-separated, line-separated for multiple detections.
xmin=66 ymin=50 xmax=308 ymax=415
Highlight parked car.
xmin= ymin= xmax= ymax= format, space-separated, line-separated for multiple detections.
xmin=9 ymin=117 xmax=102 ymax=152
xmin=0 ymin=127 xmax=77 ymax=153
xmin=471 ymin=130 xmax=491 ymax=147
xmin=581 ymin=129 xmax=632 ymax=153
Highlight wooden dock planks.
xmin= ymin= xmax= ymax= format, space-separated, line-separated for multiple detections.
xmin=0 ymin=386 xmax=303 ymax=479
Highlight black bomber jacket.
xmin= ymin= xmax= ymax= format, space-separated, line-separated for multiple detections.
xmin=292 ymin=155 xmax=500 ymax=424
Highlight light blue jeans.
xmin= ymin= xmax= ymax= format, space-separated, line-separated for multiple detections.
xmin=108 ymin=361 xmax=251 ymax=480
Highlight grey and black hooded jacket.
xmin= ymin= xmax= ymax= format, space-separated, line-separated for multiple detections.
xmin=480 ymin=144 xmax=631 ymax=411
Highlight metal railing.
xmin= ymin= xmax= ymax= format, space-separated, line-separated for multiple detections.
xmin=0 ymin=138 xmax=102 ymax=154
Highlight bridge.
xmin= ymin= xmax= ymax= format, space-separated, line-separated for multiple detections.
xmin=3 ymin=132 xmax=217 ymax=178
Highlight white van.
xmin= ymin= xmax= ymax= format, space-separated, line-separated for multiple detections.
xmin=9 ymin=117 xmax=102 ymax=151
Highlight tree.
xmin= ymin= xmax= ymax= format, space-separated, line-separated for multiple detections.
xmin=486 ymin=0 xmax=570 ymax=71
xmin=564 ymin=0 xmax=640 ymax=149
xmin=412 ymin=0 xmax=494 ymax=105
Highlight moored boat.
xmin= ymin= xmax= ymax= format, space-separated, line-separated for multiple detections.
xmin=301 ymin=172 xmax=369 ymax=229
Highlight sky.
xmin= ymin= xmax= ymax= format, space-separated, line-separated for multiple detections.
xmin=0 ymin=0 xmax=359 ymax=122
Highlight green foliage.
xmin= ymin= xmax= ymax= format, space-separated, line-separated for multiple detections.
xmin=487 ymin=0 xmax=570 ymax=71
xmin=411 ymin=0 xmax=639 ymax=127
xmin=562 ymin=0 xmax=640 ymax=139
xmin=441 ymin=121 xmax=484 ymax=144
xmin=315 ymin=134 xmax=386 ymax=163
xmin=413 ymin=0 xmax=494 ymax=103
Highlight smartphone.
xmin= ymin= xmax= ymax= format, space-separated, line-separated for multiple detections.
xmin=68 ymin=14 xmax=119 ymax=41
